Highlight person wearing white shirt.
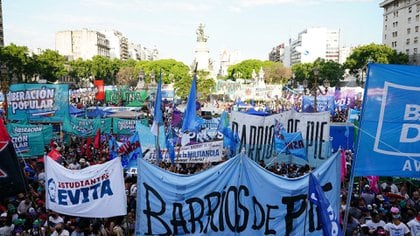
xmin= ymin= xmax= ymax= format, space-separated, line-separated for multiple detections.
xmin=384 ymin=207 xmax=410 ymax=236
xmin=407 ymin=212 xmax=420 ymax=236
xmin=380 ymin=177 xmax=399 ymax=194
xmin=366 ymin=211 xmax=386 ymax=234
xmin=52 ymin=223 xmax=69 ymax=236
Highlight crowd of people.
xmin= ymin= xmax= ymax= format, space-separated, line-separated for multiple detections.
xmin=1 ymin=89 xmax=419 ymax=236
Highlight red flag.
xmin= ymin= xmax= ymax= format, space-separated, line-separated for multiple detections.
xmin=0 ymin=118 xmax=10 ymax=144
xmin=47 ymin=149 xmax=61 ymax=161
xmin=86 ymin=137 xmax=92 ymax=158
xmin=94 ymin=128 xmax=101 ymax=149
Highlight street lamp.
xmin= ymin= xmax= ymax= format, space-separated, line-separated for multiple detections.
xmin=0 ymin=65 xmax=9 ymax=119
xmin=303 ymin=67 xmax=330 ymax=112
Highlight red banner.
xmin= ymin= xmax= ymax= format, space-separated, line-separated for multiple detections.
xmin=94 ymin=80 xmax=105 ymax=100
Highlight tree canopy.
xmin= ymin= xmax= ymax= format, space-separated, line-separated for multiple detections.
xmin=344 ymin=43 xmax=409 ymax=74
xmin=226 ymin=59 xmax=290 ymax=84
xmin=291 ymin=58 xmax=344 ymax=87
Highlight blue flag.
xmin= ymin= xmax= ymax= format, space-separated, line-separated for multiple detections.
xmin=181 ymin=75 xmax=201 ymax=132
xmin=308 ymin=173 xmax=343 ymax=236
xmin=151 ymin=72 xmax=163 ymax=136
xmin=165 ymin=127 xmax=176 ymax=164
xmin=274 ymin=120 xmax=307 ymax=160
xmin=118 ymin=132 xmax=142 ymax=169
xmin=218 ymin=111 xmax=240 ymax=157
xmin=108 ymin=136 xmax=119 ymax=160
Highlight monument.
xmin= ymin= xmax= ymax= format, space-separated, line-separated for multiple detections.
xmin=192 ymin=23 xmax=213 ymax=72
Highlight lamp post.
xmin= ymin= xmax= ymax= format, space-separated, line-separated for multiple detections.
xmin=0 ymin=65 xmax=9 ymax=119
xmin=303 ymin=67 xmax=330 ymax=112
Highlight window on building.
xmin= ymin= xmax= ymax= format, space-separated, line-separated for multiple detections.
xmin=414 ymin=48 xmax=418 ymax=54
xmin=392 ymin=41 xmax=398 ymax=47
xmin=393 ymin=21 xmax=399 ymax=27
xmin=409 ymin=6 xmax=413 ymax=13
xmin=414 ymin=36 xmax=418 ymax=44
xmin=385 ymin=25 xmax=388 ymax=30
xmin=394 ymin=11 xmax=399 ymax=17
xmin=416 ymin=15 xmax=419 ymax=21
xmin=407 ymin=38 xmax=411 ymax=45
xmin=392 ymin=31 xmax=398 ymax=37
xmin=408 ymin=28 xmax=411 ymax=34
xmin=406 ymin=49 xmax=410 ymax=54
xmin=385 ymin=15 xmax=388 ymax=21
xmin=416 ymin=26 xmax=420 ymax=32
xmin=408 ymin=17 xmax=412 ymax=23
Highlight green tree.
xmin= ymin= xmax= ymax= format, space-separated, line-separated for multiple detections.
xmin=135 ymin=59 xmax=190 ymax=84
xmin=264 ymin=62 xmax=292 ymax=84
xmin=36 ymin=49 xmax=68 ymax=82
xmin=314 ymin=58 xmax=344 ymax=87
xmin=90 ymin=56 xmax=114 ymax=84
xmin=0 ymin=44 xmax=32 ymax=83
xmin=174 ymin=75 xmax=193 ymax=99
xmin=291 ymin=59 xmax=344 ymax=87
xmin=227 ymin=59 xmax=265 ymax=80
xmin=291 ymin=63 xmax=313 ymax=82
xmin=344 ymin=43 xmax=409 ymax=74
xmin=69 ymin=58 xmax=92 ymax=83
xmin=196 ymin=70 xmax=215 ymax=100
xmin=116 ymin=66 xmax=137 ymax=87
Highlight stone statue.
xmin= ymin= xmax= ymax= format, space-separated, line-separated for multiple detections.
xmin=196 ymin=23 xmax=208 ymax=42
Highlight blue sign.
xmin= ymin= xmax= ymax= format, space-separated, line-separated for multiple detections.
xmin=136 ymin=152 xmax=341 ymax=235
xmin=354 ymin=63 xmax=420 ymax=177
xmin=7 ymin=84 xmax=69 ymax=122
xmin=330 ymin=123 xmax=354 ymax=152
xmin=302 ymin=95 xmax=335 ymax=114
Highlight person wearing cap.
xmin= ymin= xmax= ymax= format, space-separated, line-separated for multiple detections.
xmin=407 ymin=211 xmax=420 ymax=236
xmin=384 ymin=207 xmax=410 ymax=236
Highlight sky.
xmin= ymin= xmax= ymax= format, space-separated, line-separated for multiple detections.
xmin=3 ymin=0 xmax=383 ymax=66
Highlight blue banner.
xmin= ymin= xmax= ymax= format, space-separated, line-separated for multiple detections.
xmin=136 ymin=152 xmax=341 ymax=235
xmin=302 ymin=95 xmax=335 ymax=114
xmin=354 ymin=63 xmax=420 ymax=177
xmin=7 ymin=84 xmax=69 ymax=122
xmin=7 ymin=123 xmax=53 ymax=145
xmin=330 ymin=123 xmax=354 ymax=152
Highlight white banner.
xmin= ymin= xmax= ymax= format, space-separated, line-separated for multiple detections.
xmin=143 ymin=140 xmax=224 ymax=164
xmin=45 ymin=157 xmax=127 ymax=218
xmin=230 ymin=110 xmax=330 ymax=165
